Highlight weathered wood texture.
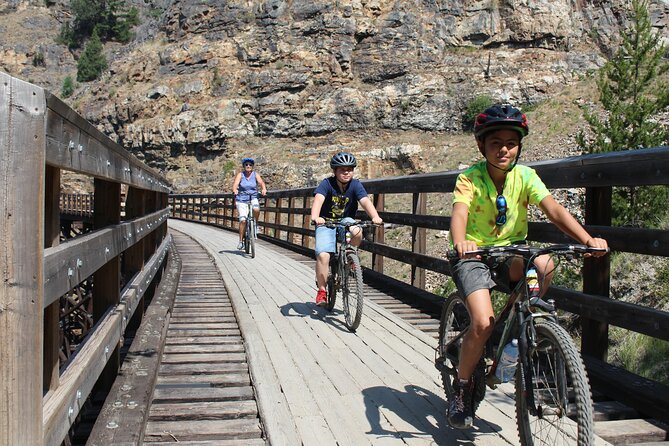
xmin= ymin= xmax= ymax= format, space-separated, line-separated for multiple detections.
xmin=1 ymin=72 xmax=172 ymax=445
xmin=0 ymin=68 xmax=46 ymax=446
xmin=170 ymin=219 xmax=613 ymax=446
xmin=44 ymin=93 xmax=168 ymax=193
xmin=87 ymin=242 xmax=180 ymax=445
xmin=43 ymin=237 xmax=171 ymax=446
xmin=141 ymin=231 xmax=264 ymax=444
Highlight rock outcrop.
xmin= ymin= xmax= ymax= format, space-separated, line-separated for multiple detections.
xmin=1 ymin=0 xmax=668 ymax=191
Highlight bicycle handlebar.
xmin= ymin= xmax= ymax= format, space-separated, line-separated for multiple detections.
xmin=312 ymin=219 xmax=380 ymax=229
xmin=446 ymin=243 xmax=609 ymax=260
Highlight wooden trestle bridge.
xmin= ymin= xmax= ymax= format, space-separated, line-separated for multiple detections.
xmin=2 ymin=73 xmax=669 ymax=445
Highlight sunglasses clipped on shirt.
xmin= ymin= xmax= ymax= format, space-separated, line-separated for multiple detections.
xmin=495 ymin=194 xmax=507 ymax=226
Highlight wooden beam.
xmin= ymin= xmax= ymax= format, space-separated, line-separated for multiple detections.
xmin=411 ymin=193 xmax=426 ymax=289
xmin=372 ymin=193 xmax=385 ymax=273
xmin=0 ymin=71 xmax=46 ymax=445
xmin=582 ymin=186 xmax=612 ymax=360
xmin=44 ymin=166 xmax=61 ymax=393
xmin=93 ymin=179 xmax=121 ymax=395
xmin=43 ymin=209 xmax=169 ymax=306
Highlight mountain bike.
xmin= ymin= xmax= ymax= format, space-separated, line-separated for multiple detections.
xmin=320 ymin=219 xmax=378 ymax=332
xmin=238 ymin=192 xmax=260 ymax=258
xmin=435 ymin=243 xmax=608 ymax=445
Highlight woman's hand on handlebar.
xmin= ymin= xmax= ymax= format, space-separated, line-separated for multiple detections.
xmin=371 ymin=216 xmax=383 ymax=225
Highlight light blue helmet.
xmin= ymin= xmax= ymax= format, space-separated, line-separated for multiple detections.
xmin=241 ymin=157 xmax=255 ymax=166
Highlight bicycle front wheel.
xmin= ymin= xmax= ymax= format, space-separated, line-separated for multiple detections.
xmin=244 ymin=221 xmax=251 ymax=254
xmin=342 ymin=252 xmax=364 ymax=331
xmin=516 ymin=319 xmax=594 ymax=446
xmin=326 ymin=271 xmax=336 ymax=311
xmin=248 ymin=219 xmax=256 ymax=258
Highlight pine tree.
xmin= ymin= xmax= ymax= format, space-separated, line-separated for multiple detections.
xmin=77 ymin=29 xmax=108 ymax=82
xmin=577 ymin=0 xmax=669 ymax=227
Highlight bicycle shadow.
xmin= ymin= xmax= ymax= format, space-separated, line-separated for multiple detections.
xmin=218 ymin=249 xmax=249 ymax=257
xmin=362 ymin=384 xmax=505 ymax=444
xmin=279 ymin=301 xmax=352 ymax=333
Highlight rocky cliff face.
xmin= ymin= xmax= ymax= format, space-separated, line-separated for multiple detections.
xmin=2 ymin=0 xmax=669 ymax=191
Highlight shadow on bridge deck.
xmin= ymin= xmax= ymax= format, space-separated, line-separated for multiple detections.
xmin=168 ymin=219 xmax=611 ymax=446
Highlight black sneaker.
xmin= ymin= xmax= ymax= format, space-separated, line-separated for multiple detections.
xmin=447 ymin=379 xmax=474 ymax=429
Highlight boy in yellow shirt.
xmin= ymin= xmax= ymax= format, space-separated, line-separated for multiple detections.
xmin=447 ymin=104 xmax=608 ymax=428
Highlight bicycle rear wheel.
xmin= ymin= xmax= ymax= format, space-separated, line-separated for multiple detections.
xmin=342 ymin=251 xmax=364 ymax=331
xmin=248 ymin=219 xmax=256 ymax=258
xmin=326 ymin=271 xmax=336 ymax=311
xmin=515 ymin=319 xmax=593 ymax=446
xmin=437 ymin=293 xmax=486 ymax=415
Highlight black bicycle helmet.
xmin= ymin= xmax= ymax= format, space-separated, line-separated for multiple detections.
xmin=474 ymin=104 xmax=529 ymax=140
xmin=330 ymin=152 xmax=357 ymax=168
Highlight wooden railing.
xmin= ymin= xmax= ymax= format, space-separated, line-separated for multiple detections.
xmin=169 ymin=147 xmax=669 ymax=421
xmin=1 ymin=72 xmax=171 ymax=445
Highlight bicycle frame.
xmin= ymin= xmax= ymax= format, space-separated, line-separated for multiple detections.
xmin=441 ymin=244 xmax=607 ymax=412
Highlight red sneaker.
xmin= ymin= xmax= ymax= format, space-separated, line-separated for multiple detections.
xmin=316 ymin=289 xmax=328 ymax=307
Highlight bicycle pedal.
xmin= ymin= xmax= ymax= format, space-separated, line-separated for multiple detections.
xmin=486 ymin=374 xmax=501 ymax=390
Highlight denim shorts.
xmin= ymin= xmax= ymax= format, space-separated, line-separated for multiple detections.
xmin=236 ymin=198 xmax=259 ymax=221
xmin=314 ymin=217 xmax=356 ymax=255
xmin=451 ymin=259 xmax=514 ymax=299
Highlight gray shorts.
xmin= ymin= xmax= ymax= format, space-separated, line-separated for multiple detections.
xmin=451 ymin=259 xmax=513 ymax=299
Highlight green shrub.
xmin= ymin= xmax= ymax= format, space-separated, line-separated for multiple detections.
xmin=463 ymin=95 xmax=495 ymax=131
xmin=77 ymin=30 xmax=108 ymax=82
xmin=613 ymin=329 xmax=669 ymax=386
xmin=61 ymin=76 xmax=75 ymax=98
xmin=32 ymin=51 xmax=46 ymax=67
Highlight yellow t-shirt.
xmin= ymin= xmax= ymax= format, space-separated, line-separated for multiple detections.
xmin=452 ymin=161 xmax=551 ymax=246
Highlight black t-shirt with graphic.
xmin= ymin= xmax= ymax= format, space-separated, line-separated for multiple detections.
xmin=314 ymin=177 xmax=368 ymax=219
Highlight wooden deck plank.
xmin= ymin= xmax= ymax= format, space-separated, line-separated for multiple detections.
xmin=143 ymin=419 xmax=262 ymax=442
xmin=148 ymin=400 xmax=258 ymax=421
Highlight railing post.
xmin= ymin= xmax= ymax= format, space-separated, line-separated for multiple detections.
xmin=275 ymin=197 xmax=283 ymax=240
xmin=263 ymin=197 xmax=271 ymax=235
xmin=0 ymin=72 xmax=46 ymax=444
xmin=411 ymin=192 xmax=427 ymax=289
xmin=44 ymin=166 xmax=61 ymax=394
xmin=582 ymin=186 xmax=612 ymax=360
xmin=302 ymin=196 xmax=311 ymax=249
xmin=124 ymin=186 xmax=146 ymax=331
xmin=93 ymin=179 xmax=121 ymax=394
xmin=372 ymin=193 xmax=385 ymax=273
xmin=287 ymin=197 xmax=296 ymax=244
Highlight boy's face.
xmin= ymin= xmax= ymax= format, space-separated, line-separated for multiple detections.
xmin=477 ymin=129 xmax=521 ymax=170
xmin=334 ymin=166 xmax=354 ymax=183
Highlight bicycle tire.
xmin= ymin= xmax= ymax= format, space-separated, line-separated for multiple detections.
xmin=437 ymin=292 xmax=486 ymax=416
xmin=515 ymin=319 xmax=594 ymax=446
xmin=248 ymin=219 xmax=256 ymax=258
xmin=244 ymin=220 xmax=251 ymax=254
xmin=326 ymin=272 xmax=336 ymax=311
xmin=342 ymin=251 xmax=364 ymax=331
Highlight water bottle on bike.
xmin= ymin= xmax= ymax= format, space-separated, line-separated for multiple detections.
xmin=495 ymin=338 xmax=518 ymax=383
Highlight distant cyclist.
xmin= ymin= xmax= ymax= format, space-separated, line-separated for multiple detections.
xmin=310 ymin=152 xmax=383 ymax=306
xmin=232 ymin=157 xmax=267 ymax=250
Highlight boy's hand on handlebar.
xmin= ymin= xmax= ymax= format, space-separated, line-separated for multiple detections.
xmin=585 ymin=237 xmax=608 ymax=257
xmin=455 ymin=241 xmax=480 ymax=259
xmin=312 ymin=217 xmax=325 ymax=226
xmin=372 ymin=216 xmax=383 ymax=225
